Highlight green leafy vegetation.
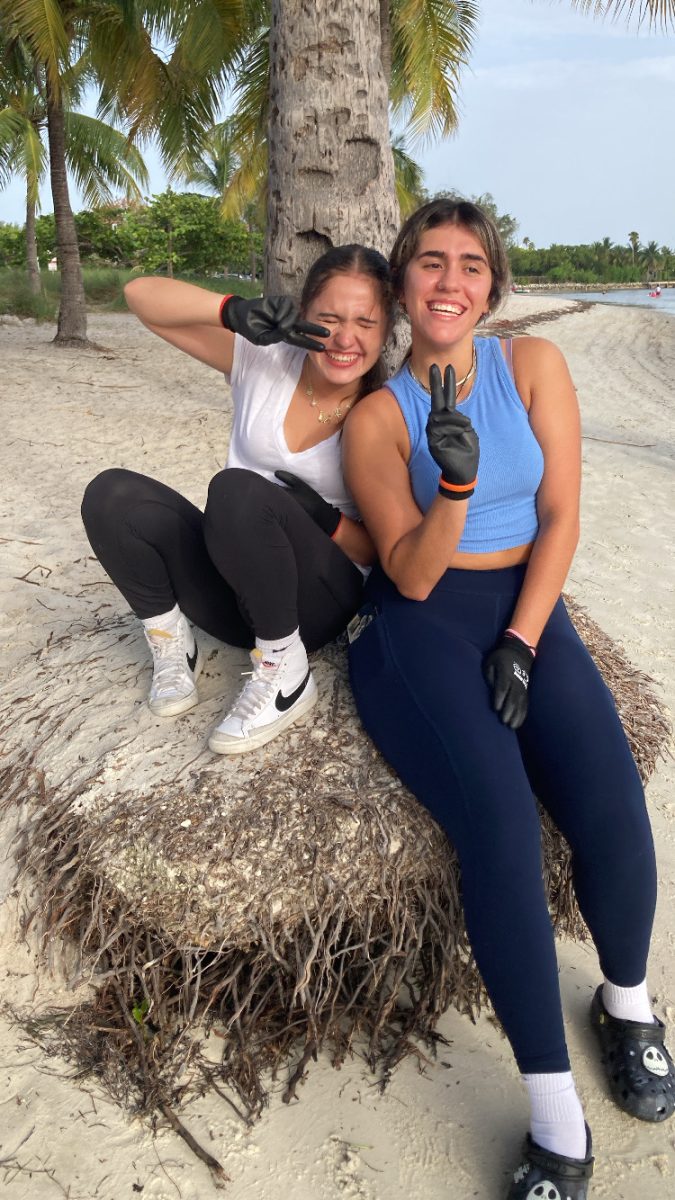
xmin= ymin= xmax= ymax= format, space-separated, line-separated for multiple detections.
xmin=0 ymin=263 xmax=260 ymax=320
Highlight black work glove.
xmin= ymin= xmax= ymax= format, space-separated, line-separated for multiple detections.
xmin=426 ymin=363 xmax=479 ymax=500
xmin=220 ymin=295 xmax=330 ymax=352
xmin=482 ymin=632 xmax=535 ymax=731
xmin=275 ymin=470 xmax=342 ymax=537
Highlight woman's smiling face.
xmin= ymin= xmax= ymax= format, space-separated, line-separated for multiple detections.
xmin=402 ymin=223 xmax=493 ymax=352
xmin=303 ymin=271 xmax=386 ymax=389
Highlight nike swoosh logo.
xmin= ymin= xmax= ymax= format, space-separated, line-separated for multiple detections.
xmin=275 ymin=669 xmax=310 ymax=712
xmin=186 ymin=645 xmax=199 ymax=673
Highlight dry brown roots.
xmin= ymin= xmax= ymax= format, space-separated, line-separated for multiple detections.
xmin=1 ymin=597 xmax=670 ymax=1126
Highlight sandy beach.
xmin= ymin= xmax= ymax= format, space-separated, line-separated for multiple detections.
xmin=1 ymin=294 xmax=674 ymax=1199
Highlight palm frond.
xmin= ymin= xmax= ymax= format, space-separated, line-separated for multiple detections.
xmin=9 ymin=0 xmax=72 ymax=93
xmin=0 ymin=94 xmax=47 ymax=205
xmin=571 ymin=1 xmax=675 ymax=30
xmin=227 ymin=24 xmax=270 ymax=146
xmin=178 ymin=117 xmax=240 ymax=192
xmin=221 ymin=133 xmax=267 ymax=222
xmin=89 ymin=1 xmax=264 ymax=171
xmin=390 ymin=0 xmax=479 ymax=144
xmin=392 ymin=132 xmax=426 ymax=216
xmin=64 ymin=110 xmax=149 ymax=207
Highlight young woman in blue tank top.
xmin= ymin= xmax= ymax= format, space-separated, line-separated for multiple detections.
xmin=344 ymin=199 xmax=674 ymax=1199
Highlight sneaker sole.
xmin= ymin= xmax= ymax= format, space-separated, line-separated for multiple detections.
xmin=208 ymin=683 xmax=318 ymax=755
xmin=148 ymin=650 xmax=203 ymax=718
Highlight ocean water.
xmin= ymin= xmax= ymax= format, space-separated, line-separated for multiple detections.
xmin=551 ymin=288 xmax=675 ymax=318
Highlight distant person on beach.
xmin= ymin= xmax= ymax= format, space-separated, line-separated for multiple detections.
xmin=344 ymin=198 xmax=675 ymax=1199
xmin=81 ymin=246 xmax=393 ymax=754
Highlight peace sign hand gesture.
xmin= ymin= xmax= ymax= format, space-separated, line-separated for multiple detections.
xmin=425 ymin=364 xmax=479 ymax=500
xmin=220 ymin=295 xmax=330 ymax=352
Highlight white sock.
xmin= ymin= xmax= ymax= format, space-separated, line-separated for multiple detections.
xmin=255 ymin=629 xmax=307 ymax=683
xmin=522 ymin=1071 xmax=588 ymax=1160
xmin=602 ymin=977 xmax=654 ymax=1024
xmin=143 ymin=604 xmax=181 ymax=633
xmin=142 ymin=605 xmax=195 ymax=654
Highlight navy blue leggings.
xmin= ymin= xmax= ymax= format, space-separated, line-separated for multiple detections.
xmin=348 ymin=565 xmax=657 ymax=1074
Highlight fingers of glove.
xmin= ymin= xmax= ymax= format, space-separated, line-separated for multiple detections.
xmin=429 ymin=365 xmax=444 ymax=413
xmin=429 ymin=363 xmax=457 ymax=413
xmin=443 ymin=364 xmax=457 ymax=410
xmin=274 ymin=470 xmax=316 ymax=501
xmin=501 ymin=691 xmax=527 ymax=731
xmin=274 ymin=469 xmax=299 ymax=489
xmin=284 ymin=329 xmax=331 ymax=352
xmin=489 ymin=667 xmax=511 ymax=715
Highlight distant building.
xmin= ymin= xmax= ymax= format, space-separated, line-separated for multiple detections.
xmin=48 ymin=258 xmax=58 ymax=272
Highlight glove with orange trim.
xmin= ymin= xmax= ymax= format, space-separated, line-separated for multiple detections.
xmin=426 ymin=363 xmax=479 ymax=500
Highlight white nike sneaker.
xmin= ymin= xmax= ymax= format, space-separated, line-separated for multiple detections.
xmin=144 ymin=613 xmax=203 ymax=717
xmin=208 ymin=647 xmax=318 ymax=754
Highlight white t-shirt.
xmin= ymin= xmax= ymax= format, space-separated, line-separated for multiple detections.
xmin=225 ymin=336 xmax=359 ymax=520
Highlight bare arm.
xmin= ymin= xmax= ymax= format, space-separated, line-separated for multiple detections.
xmin=124 ymin=276 xmax=236 ymax=374
xmin=343 ymin=390 xmax=468 ymax=599
xmin=332 ymin=516 xmax=377 ymax=567
xmin=506 ymin=337 xmax=581 ymax=646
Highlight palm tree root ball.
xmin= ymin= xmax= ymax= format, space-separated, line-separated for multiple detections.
xmin=1 ymin=597 xmax=669 ymax=1122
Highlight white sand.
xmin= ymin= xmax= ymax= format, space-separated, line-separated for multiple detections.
xmin=1 ymin=295 xmax=674 ymax=1198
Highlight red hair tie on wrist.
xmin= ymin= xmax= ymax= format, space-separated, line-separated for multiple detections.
xmin=218 ymin=294 xmax=234 ymax=326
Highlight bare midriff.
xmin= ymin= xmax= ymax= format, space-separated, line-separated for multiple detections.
xmin=448 ymin=541 xmax=534 ymax=571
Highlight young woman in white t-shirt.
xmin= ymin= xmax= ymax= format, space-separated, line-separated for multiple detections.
xmin=82 ymin=245 xmax=394 ymax=753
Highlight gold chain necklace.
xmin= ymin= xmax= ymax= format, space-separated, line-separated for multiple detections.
xmin=303 ymin=365 xmax=356 ymax=425
xmin=408 ymin=343 xmax=477 ymax=400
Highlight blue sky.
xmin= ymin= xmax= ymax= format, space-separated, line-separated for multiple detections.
xmin=419 ymin=0 xmax=675 ymax=248
xmin=2 ymin=0 xmax=673 ymax=251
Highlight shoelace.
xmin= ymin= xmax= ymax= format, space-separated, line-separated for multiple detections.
xmin=225 ymin=650 xmax=281 ymax=721
xmin=146 ymin=630 xmax=191 ymax=696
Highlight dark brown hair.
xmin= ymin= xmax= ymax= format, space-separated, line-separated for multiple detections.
xmin=389 ymin=198 xmax=511 ymax=314
xmin=300 ymin=244 xmax=395 ymax=397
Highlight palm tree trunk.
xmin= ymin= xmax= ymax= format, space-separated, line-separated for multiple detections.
xmin=266 ymin=0 xmax=399 ymax=295
xmin=45 ymin=73 xmax=88 ymax=346
xmin=379 ymin=0 xmax=392 ymax=87
xmin=25 ymin=188 xmax=41 ymax=297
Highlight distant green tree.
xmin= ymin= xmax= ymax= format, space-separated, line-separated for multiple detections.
xmin=472 ymin=192 xmax=519 ymax=249
xmin=35 ymin=213 xmax=56 ymax=264
xmin=660 ymin=245 xmax=674 ymax=277
xmin=74 ymin=206 xmax=139 ymax=265
xmin=641 ymin=240 xmax=660 ymax=279
xmin=432 ymin=189 xmax=519 ymax=249
xmin=0 ymin=221 xmax=25 ymax=266
xmin=122 ymin=191 xmax=258 ymax=277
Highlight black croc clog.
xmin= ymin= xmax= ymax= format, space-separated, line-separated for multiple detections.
xmin=506 ymin=1126 xmax=594 ymax=1200
xmin=591 ymin=985 xmax=675 ymax=1122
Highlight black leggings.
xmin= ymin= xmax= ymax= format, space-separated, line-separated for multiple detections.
xmin=349 ymin=565 xmax=657 ymax=1074
xmin=81 ymin=468 xmax=364 ymax=651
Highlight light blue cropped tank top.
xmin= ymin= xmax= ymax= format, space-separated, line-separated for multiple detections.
xmin=385 ymin=337 xmax=544 ymax=554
